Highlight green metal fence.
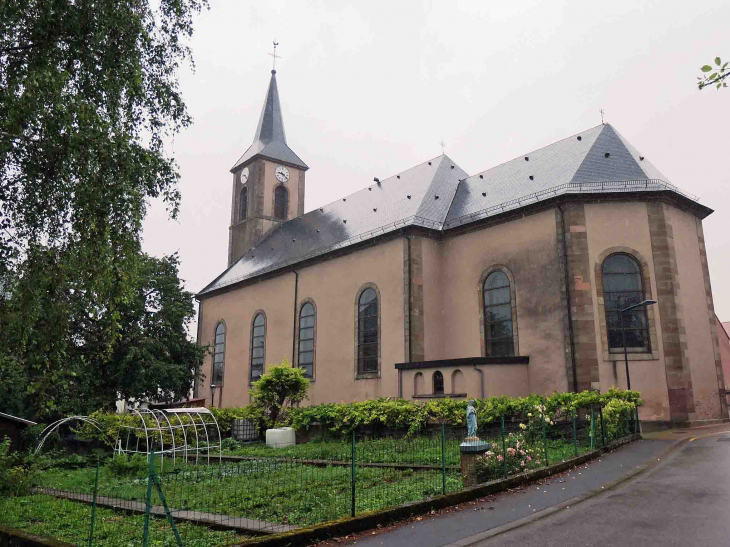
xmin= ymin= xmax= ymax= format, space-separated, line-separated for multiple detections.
xmin=1 ymin=405 xmax=638 ymax=546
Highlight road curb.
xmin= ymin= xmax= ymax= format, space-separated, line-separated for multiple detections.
xmin=443 ymin=436 xmax=691 ymax=547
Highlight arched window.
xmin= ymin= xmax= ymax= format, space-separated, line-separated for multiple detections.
xmin=274 ymin=186 xmax=288 ymax=220
xmin=357 ymin=287 xmax=378 ymax=374
xmin=298 ymin=302 xmax=315 ymax=378
xmin=250 ymin=313 xmax=266 ymax=381
xmin=602 ymin=254 xmax=649 ymax=352
xmin=239 ymin=187 xmax=247 ymax=221
xmin=414 ymin=372 xmax=424 ymax=396
xmin=212 ymin=323 xmax=226 ymax=385
xmin=483 ymin=271 xmax=514 ymax=357
xmin=433 ymin=371 xmax=444 ymax=395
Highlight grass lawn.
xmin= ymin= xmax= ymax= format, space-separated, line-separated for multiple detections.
xmin=18 ymin=426 xmax=606 ymax=542
xmin=222 ymin=435 xmax=466 ymax=466
xmin=0 ymin=495 xmax=247 ymax=546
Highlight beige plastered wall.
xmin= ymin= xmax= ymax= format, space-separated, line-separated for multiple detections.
xmin=402 ymin=365 xmax=529 ymax=401
xmin=199 ymin=237 xmax=405 ymax=407
xmin=432 ymin=209 xmax=567 ymax=395
xmin=584 ymin=202 xmax=670 ymax=421
xmin=667 ymin=206 xmax=723 ymax=419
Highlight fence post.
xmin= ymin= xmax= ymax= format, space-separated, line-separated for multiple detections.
xmin=541 ymin=411 xmax=548 ymax=467
xmin=143 ymin=450 xmax=155 ymax=547
xmin=572 ymin=410 xmax=578 ymax=458
xmin=599 ymin=405 xmax=606 ymax=447
xmin=350 ymin=430 xmax=356 ymax=518
xmin=441 ymin=423 xmax=446 ymax=495
xmin=87 ymin=460 xmax=100 ymax=547
xmin=501 ymin=416 xmax=507 ymax=478
xmin=152 ymin=473 xmax=183 ymax=546
xmin=590 ymin=405 xmax=595 ymax=450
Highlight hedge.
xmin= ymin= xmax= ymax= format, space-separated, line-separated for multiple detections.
xmin=70 ymin=388 xmax=640 ymax=443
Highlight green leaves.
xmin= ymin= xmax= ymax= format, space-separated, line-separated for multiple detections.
xmin=698 ymin=55 xmax=728 ymax=91
xmin=0 ymin=0 xmax=208 ymax=419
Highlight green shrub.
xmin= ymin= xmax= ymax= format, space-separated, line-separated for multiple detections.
xmin=220 ymin=437 xmax=241 ymax=451
xmin=60 ymin=387 xmax=642 ymax=442
xmin=250 ymin=361 xmax=310 ymax=427
xmin=52 ymin=454 xmax=91 ymax=470
xmin=0 ymin=437 xmax=53 ymax=496
xmin=108 ymin=454 xmax=148 ymax=477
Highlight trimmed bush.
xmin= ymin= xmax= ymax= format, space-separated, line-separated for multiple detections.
xmin=63 ymin=388 xmax=641 ymax=441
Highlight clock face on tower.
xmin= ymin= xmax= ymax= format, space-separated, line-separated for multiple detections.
xmin=275 ymin=165 xmax=290 ymax=183
xmin=240 ymin=167 xmax=249 ymax=184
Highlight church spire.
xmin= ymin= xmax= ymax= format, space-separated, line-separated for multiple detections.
xmin=230 ymin=69 xmax=307 ymax=172
xmin=252 ymin=70 xmax=287 ymax=145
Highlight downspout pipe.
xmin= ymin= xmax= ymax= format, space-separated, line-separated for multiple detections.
xmin=291 ymin=269 xmax=299 ymax=366
xmin=557 ymin=204 xmax=579 ymax=392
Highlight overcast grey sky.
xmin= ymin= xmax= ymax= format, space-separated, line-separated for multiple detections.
xmin=140 ymin=0 xmax=730 ymax=335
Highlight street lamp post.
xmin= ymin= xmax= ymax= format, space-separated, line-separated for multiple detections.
xmin=210 ymin=384 xmax=217 ymax=409
xmin=620 ymin=299 xmax=657 ymax=390
xmin=620 ymin=299 xmax=657 ymax=435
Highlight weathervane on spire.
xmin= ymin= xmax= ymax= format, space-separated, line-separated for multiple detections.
xmin=269 ymin=40 xmax=281 ymax=71
xmin=600 ymin=109 xmax=605 ymax=124
xmin=440 ymin=140 xmax=446 ymax=154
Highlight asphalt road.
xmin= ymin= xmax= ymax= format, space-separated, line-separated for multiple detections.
xmin=462 ymin=433 xmax=730 ymax=547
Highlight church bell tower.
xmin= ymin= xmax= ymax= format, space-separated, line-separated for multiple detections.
xmin=228 ymin=69 xmax=308 ymax=266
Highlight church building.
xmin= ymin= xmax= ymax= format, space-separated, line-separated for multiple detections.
xmin=195 ymin=69 xmax=728 ymax=430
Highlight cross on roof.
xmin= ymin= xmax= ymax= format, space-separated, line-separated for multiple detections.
xmin=269 ymin=40 xmax=281 ymax=70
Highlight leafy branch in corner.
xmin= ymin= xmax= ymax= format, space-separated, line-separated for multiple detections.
xmin=698 ymin=56 xmax=728 ymax=90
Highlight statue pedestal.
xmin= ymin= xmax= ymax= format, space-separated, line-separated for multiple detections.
xmin=460 ymin=439 xmax=491 ymax=488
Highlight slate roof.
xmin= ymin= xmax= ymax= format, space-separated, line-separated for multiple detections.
xmin=199 ymin=123 xmax=700 ymax=296
xmin=230 ymin=70 xmax=308 ymax=171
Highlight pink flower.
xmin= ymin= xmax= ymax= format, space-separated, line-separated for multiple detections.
xmin=507 ymin=448 xmax=516 ymax=456
xmin=527 ymin=456 xmax=532 ymax=462
xmin=519 ymin=450 xmax=525 ymax=456
xmin=497 ymin=455 xmax=504 ymax=462
xmin=521 ymin=461 xmax=525 ymax=467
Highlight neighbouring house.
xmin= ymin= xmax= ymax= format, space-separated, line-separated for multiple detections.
xmin=194 ymin=68 xmax=728 ymax=430
xmin=0 ymin=411 xmax=37 ymax=452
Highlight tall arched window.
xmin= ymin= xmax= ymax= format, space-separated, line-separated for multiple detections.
xmin=298 ymin=302 xmax=315 ymax=378
xmin=274 ymin=186 xmax=288 ymax=220
xmin=483 ymin=271 xmax=514 ymax=356
xmin=357 ymin=287 xmax=378 ymax=374
xmin=250 ymin=313 xmax=266 ymax=381
xmin=239 ymin=187 xmax=247 ymax=221
xmin=433 ymin=371 xmax=444 ymax=395
xmin=213 ymin=322 xmax=226 ymax=385
xmin=602 ymin=254 xmax=649 ymax=352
